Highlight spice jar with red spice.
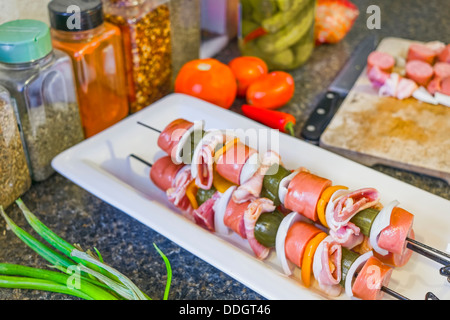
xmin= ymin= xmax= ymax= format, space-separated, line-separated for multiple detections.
xmin=48 ymin=0 xmax=129 ymax=138
xmin=103 ymin=0 xmax=173 ymax=113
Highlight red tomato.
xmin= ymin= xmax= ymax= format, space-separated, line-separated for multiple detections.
xmin=228 ymin=56 xmax=268 ymax=97
xmin=175 ymin=58 xmax=237 ymax=109
xmin=246 ymin=71 xmax=295 ymax=109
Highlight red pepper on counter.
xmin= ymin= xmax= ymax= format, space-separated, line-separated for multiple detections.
xmin=241 ymin=104 xmax=296 ymax=136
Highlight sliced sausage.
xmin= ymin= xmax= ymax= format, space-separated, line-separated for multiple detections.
xmin=367 ymin=51 xmax=395 ymax=73
xmin=434 ymin=62 xmax=450 ymax=79
xmin=352 ymin=256 xmax=393 ymax=300
xmin=405 ymin=60 xmax=434 ymax=86
xmin=438 ymin=44 xmax=450 ymax=63
xmin=407 ymin=43 xmax=437 ymax=64
xmin=157 ymin=119 xmax=194 ymax=158
xmin=375 ymin=229 xmax=414 ymax=268
xmin=441 ymin=77 xmax=450 ymax=95
xmin=284 ymin=221 xmax=322 ymax=268
xmin=216 ymin=141 xmax=256 ymax=185
xmin=377 ymin=207 xmax=414 ymax=255
xmin=150 ymin=156 xmax=184 ymax=191
xmin=284 ymin=171 xmax=332 ymax=222
xmin=224 ymin=198 xmax=249 ymax=238
xmin=427 ymin=77 xmax=442 ymax=95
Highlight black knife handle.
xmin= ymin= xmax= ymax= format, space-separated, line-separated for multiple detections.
xmin=301 ymin=92 xmax=342 ymax=144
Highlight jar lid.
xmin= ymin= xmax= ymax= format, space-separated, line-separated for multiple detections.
xmin=0 ymin=19 xmax=53 ymax=64
xmin=48 ymin=0 xmax=104 ymax=32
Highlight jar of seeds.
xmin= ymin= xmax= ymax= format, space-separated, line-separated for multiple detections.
xmin=0 ymin=19 xmax=84 ymax=182
xmin=103 ymin=0 xmax=173 ymax=113
xmin=0 ymin=85 xmax=31 ymax=209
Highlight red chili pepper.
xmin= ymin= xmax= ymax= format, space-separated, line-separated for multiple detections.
xmin=241 ymin=104 xmax=296 ymax=136
xmin=243 ymin=27 xmax=268 ymax=44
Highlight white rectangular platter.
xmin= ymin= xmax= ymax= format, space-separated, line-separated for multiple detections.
xmin=52 ymin=93 xmax=450 ymax=300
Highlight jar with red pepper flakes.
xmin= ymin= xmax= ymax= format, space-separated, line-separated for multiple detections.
xmin=103 ymin=0 xmax=173 ymax=114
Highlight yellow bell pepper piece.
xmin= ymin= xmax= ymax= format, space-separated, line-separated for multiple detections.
xmin=213 ymin=165 xmax=236 ymax=193
xmin=186 ymin=180 xmax=199 ymax=209
xmin=213 ymin=137 xmax=240 ymax=162
xmin=301 ymin=232 xmax=328 ymax=288
xmin=317 ymin=185 xmax=348 ymax=228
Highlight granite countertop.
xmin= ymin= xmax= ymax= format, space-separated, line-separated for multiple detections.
xmin=1 ymin=0 xmax=449 ymax=300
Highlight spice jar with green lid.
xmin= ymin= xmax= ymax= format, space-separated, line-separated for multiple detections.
xmin=103 ymin=0 xmax=174 ymax=113
xmin=0 ymin=85 xmax=31 ymax=209
xmin=0 ymin=19 xmax=84 ymax=182
xmin=238 ymin=0 xmax=316 ymax=70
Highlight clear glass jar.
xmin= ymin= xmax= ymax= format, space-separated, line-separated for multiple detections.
xmin=0 ymin=85 xmax=31 ymax=209
xmin=238 ymin=0 xmax=316 ymax=70
xmin=49 ymin=0 xmax=129 ymax=137
xmin=169 ymin=0 xmax=201 ymax=80
xmin=0 ymin=19 xmax=84 ymax=182
xmin=103 ymin=0 xmax=174 ymax=113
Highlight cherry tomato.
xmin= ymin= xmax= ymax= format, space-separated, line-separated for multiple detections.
xmin=175 ymin=58 xmax=237 ymax=109
xmin=246 ymin=71 xmax=295 ymax=109
xmin=228 ymin=56 xmax=268 ymax=97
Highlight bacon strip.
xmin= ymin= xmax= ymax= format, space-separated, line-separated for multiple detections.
xmin=166 ymin=166 xmax=194 ymax=220
xmin=329 ymin=222 xmax=364 ymax=249
xmin=232 ymin=151 xmax=281 ymax=203
xmin=193 ymin=192 xmax=221 ymax=232
xmin=243 ymin=198 xmax=276 ymax=260
xmin=313 ymin=236 xmax=342 ymax=297
xmin=328 ymin=187 xmax=380 ymax=231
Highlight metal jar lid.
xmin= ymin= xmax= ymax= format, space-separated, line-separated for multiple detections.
xmin=48 ymin=0 xmax=104 ymax=32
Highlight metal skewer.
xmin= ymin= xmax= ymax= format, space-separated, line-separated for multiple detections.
xmin=131 ymin=150 xmax=411 ymax=301
xmin=129 ymin=154 xmax=152 ymax=167
xmin=406 ymin=237 xmax=450 ymax=283
xmin=137 ymin=121 xmax=161 ymax=133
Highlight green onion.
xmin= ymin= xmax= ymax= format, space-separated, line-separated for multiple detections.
xmin=0 ymin=206 xmax=75 ymax=270
xmin=0 ymin=200 xmax=173 ymax=300
xmin=0 ymin=263 xmax=118 ymax=300
xmin=153 ymin=243 xmax=172 ymax=300
xmin=0 ymin=275 xmax=93 ymax=300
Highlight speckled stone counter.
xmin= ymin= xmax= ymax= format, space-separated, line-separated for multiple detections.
xmin=1 ymin=0 xmax=449 ymax=300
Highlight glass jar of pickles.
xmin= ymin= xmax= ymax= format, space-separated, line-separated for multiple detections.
xmin=103 ymin=0 xmax=173 ymax=113
xmin=0 ymin=85 xmax=31 ymax=209
xmin=0 ymin=19 xmax=84 ymax=182
xmin=238 ymin=0 xmax=316 ymax=70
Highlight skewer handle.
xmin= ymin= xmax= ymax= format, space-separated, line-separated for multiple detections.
xmin=137 ymin=121 xmax=161 ymax=133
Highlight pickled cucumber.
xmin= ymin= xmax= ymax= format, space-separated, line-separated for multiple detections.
xmin=241 ymin=19 xmax=259 ymax=37
xmin=262 ymin=0 xmax=310 ymax=33
xmin=257 ymin=2 xmax=314 ymax=54
xmin=271 ymin=48 xmax=295 ymax=69
xmin=276 ymin=0 xmax=293 ymax=11
xmin=249 ymin=0 xmax=277 ymax=23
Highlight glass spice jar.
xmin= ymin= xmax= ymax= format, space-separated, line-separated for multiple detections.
xmin=169 ymin=0 xmax=201 ymax=81
xmin=103 ymin=0 xmax=173 ymax=113
xmin=238 ymin=0 xmax=316 ymax=70
xmin=0 ymin=19 xmax=84 ymax=182
xmin=0 ymin=85 xmax=31 ymax=209
xmin=48 ymin=0 xmax=129 ymax=137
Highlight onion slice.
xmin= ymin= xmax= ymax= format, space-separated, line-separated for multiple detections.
xmin=275 ymin=211 xmax=308 ymax=276
xmin=175 ymin=120 xmax=205 ymax=164
xmin=239 ymin=152 xmax=261 ymax=185
xmin=213 ymin=186 xmax=236 ymax=236
xmin=412 ymin=87 xmax=438 ymax=105
xmin=278 ymin=169 xmax=301 ymax=206
xmin=369 ymin=200 xmax=399 ymax=256
xmin=344 ymin=251 xmax=374 ymax=299
xmin=435 ymin=92 xmax=450 ymax=107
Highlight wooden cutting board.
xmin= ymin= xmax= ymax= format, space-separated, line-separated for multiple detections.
xmin=320 ymin=37 xmax=450 ymax=184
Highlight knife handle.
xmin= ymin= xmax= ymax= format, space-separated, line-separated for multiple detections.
xmin=301 ymin=92 xmax=342 ymax=144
